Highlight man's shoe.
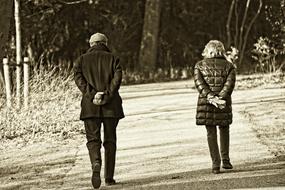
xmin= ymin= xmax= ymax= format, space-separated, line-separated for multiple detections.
xmin=105 ymin=178 xmax=116 ymax=186
xmin=91 ymin=163 xmax=101 ymax=189
xmin=222 ymin=160 xmax=233 ymax=169
xmin=212 ymin=167 xmax=220 ymax=174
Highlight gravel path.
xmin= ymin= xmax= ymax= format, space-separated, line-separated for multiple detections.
xmin=1 ymin=80 xmax=284 ymax=190
xmin=61 ymin=81 xmax=285 ymax=189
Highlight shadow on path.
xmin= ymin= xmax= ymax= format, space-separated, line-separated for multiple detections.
xmin=59 ymin=156 xmax=285 ymax=190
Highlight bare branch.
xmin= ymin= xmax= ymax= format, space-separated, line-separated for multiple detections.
xmin=226 ymin=0 xmax=236 ymax=48
xmin=239 ymin=0 xmax=263 ymax=65
xmin=234 ymin=0 xmax=239 ymax=46
xmin=238 ymin=0 xmax=251 ymax=53
xmin=281 ymin=0 xmax=285 ymax=17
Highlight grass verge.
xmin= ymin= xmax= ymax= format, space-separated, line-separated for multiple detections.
xmin=241 ymin=101 xmax=285 ymax=156
xmin=0 ymin=70 xmax=83 ymax=150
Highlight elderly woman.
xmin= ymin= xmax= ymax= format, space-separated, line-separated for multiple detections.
xmin=194 ymin=40 xmax=236 ymax=174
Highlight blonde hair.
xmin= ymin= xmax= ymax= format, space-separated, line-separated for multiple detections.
xmin=202 ymin=40 xmax=225 ymax=58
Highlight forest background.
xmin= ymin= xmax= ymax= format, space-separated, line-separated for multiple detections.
xmin=0 ymin=0 xmax=284 ymax=88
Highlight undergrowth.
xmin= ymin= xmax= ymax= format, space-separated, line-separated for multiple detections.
xmin=0 ymin=69 xmax=284 ymax=149
xmin=0 ymin=69 xmax=83 ymax=149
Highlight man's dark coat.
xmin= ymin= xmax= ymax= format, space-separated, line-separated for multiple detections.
xmin=74 ymin=44 xmax=124 ymax=120
xmin=194 ymin=57 xmax=236 ymax=126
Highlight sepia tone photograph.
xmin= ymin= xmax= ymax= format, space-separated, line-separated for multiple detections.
xmin=0 ymin=0 xmax=284 ymax=189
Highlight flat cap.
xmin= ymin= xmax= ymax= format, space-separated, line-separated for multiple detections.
xmin=89 ymin=33 xmax=108 ymax=44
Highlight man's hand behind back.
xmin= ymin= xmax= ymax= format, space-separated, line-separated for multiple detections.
xmin=93 ymin=92 xmax=105 ymax=105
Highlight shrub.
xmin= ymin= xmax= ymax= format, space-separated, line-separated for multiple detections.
xmin=122 ymin=67 xmax=193 ymax=85
xmin=251 ymin=37 xmax=278 ymax=73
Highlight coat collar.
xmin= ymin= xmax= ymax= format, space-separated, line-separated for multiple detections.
xmin=204 ymin=56 xmax=226 ymax=62
xmin=87 ymin=43 xmax=111 ymax=53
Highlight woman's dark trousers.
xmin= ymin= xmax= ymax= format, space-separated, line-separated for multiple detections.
xmin=84 ymin=118 xmax=118 ymax=180
xmin=205 ymin=125 xmax=230 ymax=168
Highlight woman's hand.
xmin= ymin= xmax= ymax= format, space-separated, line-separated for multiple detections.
xmin=208 ymin=96 xmax=226 ymax=109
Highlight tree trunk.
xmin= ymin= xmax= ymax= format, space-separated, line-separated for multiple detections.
xmin=234 ymin=0 xmax=239 ymax=46
xmin=238 ymin=0 xmax=251 ymax=61
xmin=0 ymin=0 xmax=13 ymax=90
xmin=139 ymin=0 xmax=161 ymax=77
xmin=15 ymin=0 xmax=22 ymax=108
xmin=281 ymin=0 xmax=285 ymax=17
xmin=280 ymin=0 xmax=285 ymax=48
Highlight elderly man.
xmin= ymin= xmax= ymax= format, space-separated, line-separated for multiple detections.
xmin=74 ymin=33 xmax=124 ymax=189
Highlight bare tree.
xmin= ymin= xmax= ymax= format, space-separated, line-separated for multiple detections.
xmin=14 ymin=0 xmax=22 ymax=108
xmin=0 ymin=0 xmax=13 ymax=89
xmin=238 ymin=0 xmax=252 ymax=53
xmin=226 ymin=0 xmax=236 ymax=48
xmin=226 ymin=0 xmax=263 ymax=66
xmin=240 ymin=0 xmax=263 ymax=66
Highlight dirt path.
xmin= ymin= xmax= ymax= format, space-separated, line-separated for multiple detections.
xmin=1 ymin=80 xmax=285 ymax=189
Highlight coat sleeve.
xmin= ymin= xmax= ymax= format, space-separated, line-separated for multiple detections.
xmin=218 ymin=66 xmax=236 ymax=99
xmin=194 ymin=63 xmax=215 ymax=98
xmin=74 ymin=56 xmax=87 ymax=94
xmin=104 ymin=57 xmax=122 ymax=101
xmin=74 ymin=56 xmax=97 ymax=98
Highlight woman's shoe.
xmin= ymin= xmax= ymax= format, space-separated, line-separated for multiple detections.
xmin=105 ymin=178 xmax=116 ymax=186
xmin=222 ymin=160 xmax=233 ymax=169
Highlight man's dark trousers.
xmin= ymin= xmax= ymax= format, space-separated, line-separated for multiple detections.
xmin=84 ymin=118 xmax=119 ymax=180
